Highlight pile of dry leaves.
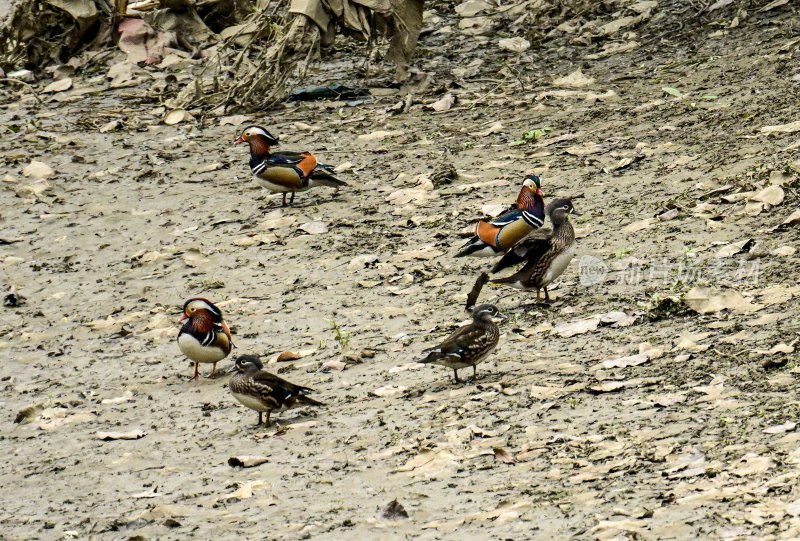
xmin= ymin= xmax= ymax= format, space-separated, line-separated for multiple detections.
xmin=0 ymin=0 xmax=781 ymax=111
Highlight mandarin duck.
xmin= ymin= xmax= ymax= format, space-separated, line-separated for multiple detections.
xmin=467 ymin=199 xmax=580 ymax=308
xmin=228 ymin=355 xmax=324 ymax=426
xmin=177 ymin=298 xmax=233 ymax=380
xmin=419 ymin=304 xmax=506 ymax=383
xmin=455 ymin=175 xmax=546 ymax=257
xmin=234 ymin=125 xmax=347 ymax=206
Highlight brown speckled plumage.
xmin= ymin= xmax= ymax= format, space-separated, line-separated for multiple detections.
xmin=419 ymin=304 xmax=505 ymax=383
xmin=229 ymin=355 xmax=323 ymax=426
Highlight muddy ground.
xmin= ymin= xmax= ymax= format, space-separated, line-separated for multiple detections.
xmin=2 ymin=2 xmax=800 ymax=539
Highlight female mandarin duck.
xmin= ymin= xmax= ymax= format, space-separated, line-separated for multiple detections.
xmin=466 ymin=199 xmax=580 ymax=308
xmin=229 ymin=355 xmax=323 ymax=426
xmin=177 ymin=298 xmax=233 ymax=380
xmin=235 ymin=125 xmax=347 ymax=207
xmin=419 ymin=304 xmax=507 ymax=384
xmin=455 ymin=174 xmax=546 ymax=257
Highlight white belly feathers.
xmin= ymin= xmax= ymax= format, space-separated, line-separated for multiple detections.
xmin=178 ymin=333 xmax=228 ymax=364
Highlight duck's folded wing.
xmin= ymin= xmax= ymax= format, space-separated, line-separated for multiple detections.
xmin=491 ymin=236 xmax=552 ymax=273
xmin=252 ymin=371 xmax=322 ymax=407
xmin=488 ymin=207 xmax=521 ymax=227
xmin=422 ymin=324 xmax=483 ymax=362
xmin=266 ymin=152 xmax=306 ymax=165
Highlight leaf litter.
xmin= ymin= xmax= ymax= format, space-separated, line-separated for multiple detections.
xmin=3 ymin=2 xmax=800 ymax=539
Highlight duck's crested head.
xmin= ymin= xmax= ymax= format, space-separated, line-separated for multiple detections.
xmin=548 ymin=198 xmax=580 ymax=225
xmin=234 ymin=125 xmax=279 ymax=146
xmin=234 ymin=354 xmax=264 ymax=373
xmin=181 ymin=297 xmax=223 ymax=321
xmin=471 ymin=303 xmax=507 ymax=323
xmin=522 ymin=174 xmax=543 ymax=197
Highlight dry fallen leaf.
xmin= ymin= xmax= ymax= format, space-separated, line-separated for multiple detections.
xmin=758 ymin=0 xmax=789 ymax=12
xmin=15 ymin=179 xmax=51 ymax=198
xmin=763 ymin=422 xmax=796 ymax=435
xmin=388 ymin=362 xmax=426 ymax=374
xmin=321 ymin=359 xmax=347 ymax=371
xmin=493 ymin=447 xmax=517 ymax=464
xmin=182 ymin=248 xmax=209 ymax=268
xmin=219 ymin=114 xmax=250 ymax=126
xmin=371 ymin=385 xmax=407 ymax=398
xmin=38 ymin=410 xmax=96 ymax=430
xmin=684 ymin=287 xmax=758 ymax=314
xmin=761 ymin=121 xmax=800 ymax=134
xmin=600 ymin=311 xmax=637 ymax=327
xmin=455 ymin=0 xmax=490 ymax=16
xmin=299 ymin=221 xmax=328 ymax=235
xmin=771 ymin=246 xmax=795 ymax=257
xmin=228 ymin=455 xmax=270 ymax=468
xmin=348 ymin=254 xmax=379 ymax=271
xmin=589 ymin=381 xmax=627 ymax=394
xmin=752 ymin=343 xmax=795 ymax=356
xmin=394 ymin=449 xmax=461 ymax=478
xmin=258 ymin=213 xmax=296 ymax=230
xmin=471 ymin=121 xmax=503 ymax=137
xmin=428 ymin=93 xmax=455 ymax=112
xmin=43 ymin=78 xmax=73 ymax=93
xmin=623 ymin=218 xmax=657 ymax=233
xmin=357 ymin=130 xmax=403 ymax=142
xmin=391 ymin=246 xmax=444 ymax=263
xmin=553 ymin=69 xmax=595 ymax=89
xmin=553 ymin=317 xmax=600 ymax=338
xmin=751 ymin=185 xmax=784 ymax=206
xmin=277 ymin=351 xmax=302 ymax=362
xmin=96 ymin=429 xmax=146 ymax=441
xmin=498 ymin=37 xmax=530 ymax=54
xmin=386 ymin=187 xmax=435 ymax=206
xmin=714 ymin=239 xmax=753 ymax=258
xmin=782 ymin=209 xmax=800 ymax=226
xmin=565 ymin=142 xmax=603 ymax=156
xmin=164 ymin=109 xmax=193 ymax=125
xmin=218 ymin=480 xmax=269 ymax=502
xmin=600 ymin=353 xmax=649 ymax=369
xmin=99 ymin=120 xmax=120 ymax=133
xmin=101 ymin=391 xmax=134 ymax=405
xmin=334 ymin=161 xmax=353 ymax=173
xmin=22 ymin=160 xmax=55 ymax=180
xmin=732 ymin=453 xmax=774 ymax=477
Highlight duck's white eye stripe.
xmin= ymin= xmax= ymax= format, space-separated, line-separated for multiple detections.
xmin=188 ymin=299 xmax=220 ymax=316
xmin=251 ymin=127 xmax=268 ymax=137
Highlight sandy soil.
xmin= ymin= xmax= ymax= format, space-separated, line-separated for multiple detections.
xmin=2 ymin=2 xmax=800 ymax=540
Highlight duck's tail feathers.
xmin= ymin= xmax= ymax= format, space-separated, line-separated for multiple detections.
xmin=455 ymin=237 xmax=485 ymax=257
xmin=310 ymin=168 xmax=347 ymax=188
xmin=296 ymin=394 xmax=324 ymax=407
xmin=465 ymin=272 xmax=490 ymax=310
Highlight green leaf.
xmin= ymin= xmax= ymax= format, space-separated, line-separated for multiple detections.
xmin=699 ymin=95 xmax=718 ymax=101
xmin=662 ymin=86 xmax=682 ymax=98
xmin=508 ymin=140 xmax=526 ymax=146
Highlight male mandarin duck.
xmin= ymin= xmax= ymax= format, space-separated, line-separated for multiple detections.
xmin=234 ymin=125 xmax=347 ymax=206
xmin=419 ymin=304 xmax=506 ymax=383
xmin=466 ymin=199 xmax=580 ymax=308
xmin=455 ymin=174 xmax=546 ymax=258
xmin=228 ymin=355 xmax=323 ymax=426
xmin=177 ymin=298 xmax=233 ymax=380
